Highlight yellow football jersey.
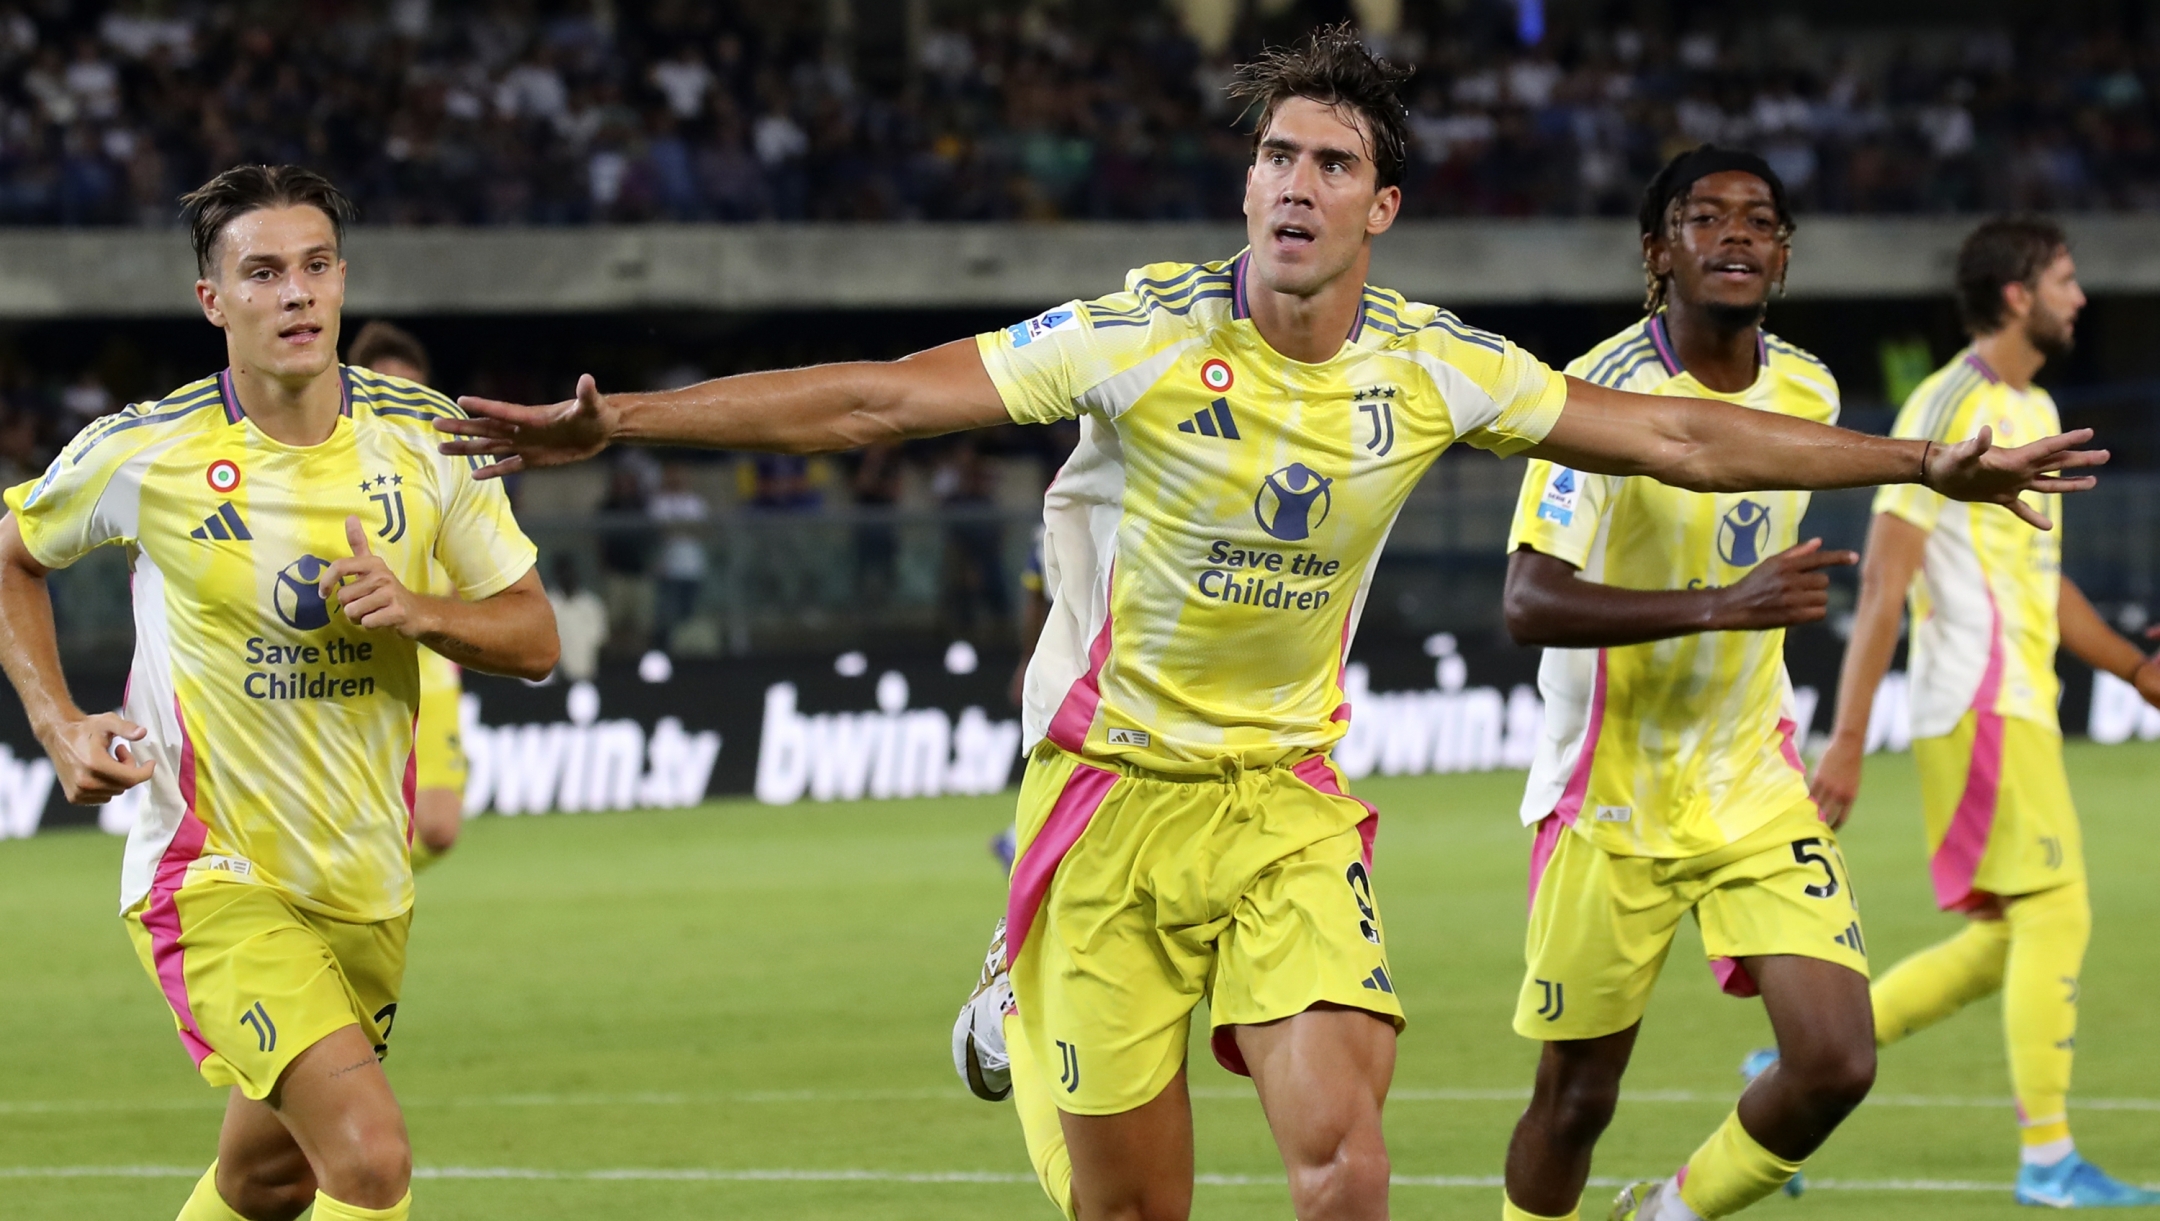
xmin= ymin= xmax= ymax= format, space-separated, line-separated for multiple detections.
xmin=1509 ymin=316 xmax=1839 ymax=858
xmin=978 ymin=252 xmax=1567 ymax=773
xmin=5 ymin=366 xmax=536 ymax=921
xmin=1874 ymin=350 xmax=2063 ymax=737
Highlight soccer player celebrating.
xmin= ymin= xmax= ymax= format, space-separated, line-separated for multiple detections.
xmin=439 ymin=30 xmax=2100 ymax=1221
xmin=1499 ymin=147 xmax=1871 ymax=1221
xmin=0 ymin=166 xmax=556 ymax=1221
xmin=346 ymin=320 xmax=469 ymax=870
xmin=1811 ymin=216 xmax=2160 ymax=1208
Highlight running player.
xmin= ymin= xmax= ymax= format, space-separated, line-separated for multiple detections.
xmin=1811 ymin=215 xmax=2160 ymax=1207
xmin=346 ymin=320 xmax=467 ymax=870
xmin=438 ymin=30 xmax=2101 ymax=1221
xmin=0 ymin=166 xmax=556 ymax=1221
xmin=1499 ymin=147 xmax=1870 ymax=1221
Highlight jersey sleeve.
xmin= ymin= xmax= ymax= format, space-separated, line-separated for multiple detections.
xmin=1507 ymin=458 xmax=1608 ymax=568
xmin=1 ymin=424 xmax=148 ymax=569
xmin=1417 ymin=322 xmax=1570 ymax=457
xmin=433 ymin=459 xmax=539 ymax=600
xmin=1870 ymin=383 xmax=1961 ymax=533
xmin=974 ymin=300 xmax=1101 ymax=425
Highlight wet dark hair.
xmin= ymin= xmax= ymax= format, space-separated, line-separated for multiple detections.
xmin=1955 ymin=215 xmax=2069 ymax=335
xmin=347 ymin=320 xmax=432 ymax=384
xmin=179 ymin=164 xmax=356 ymax=277
xmin=1227 ymin=22 xmax=1413 ymax=190
xmin=1638 ymin=145 xmax=1795 ymax=314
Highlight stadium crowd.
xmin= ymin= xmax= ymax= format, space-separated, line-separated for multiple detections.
xmin=0 ymin=1 xmax=2158 ymax=226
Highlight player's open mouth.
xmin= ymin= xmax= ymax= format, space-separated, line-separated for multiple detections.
xmin=1708 ymin=260 xmax=1761 ymax=281
xmin=279 ymin=323 xmax=323 ymax=343
xmin=1272 ymin=224 xmax=1316 ymax=247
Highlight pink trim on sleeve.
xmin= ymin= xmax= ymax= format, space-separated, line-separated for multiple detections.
xmin=1003 ymin=762 xmax=1119 ymax=969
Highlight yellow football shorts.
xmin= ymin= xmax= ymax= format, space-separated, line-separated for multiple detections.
xmin=124 ymin=873 xmax=408 ymax=1099
xmin=1516 ymin=799 xmax=1868 ymax=1041
xmin=1913 ymin=711 xmax=2083 ymax=911
xmin=414 ymin=648 xmax=467 ymax=793
xmin=1005 ymin=743 xmax=1403 ymax=1117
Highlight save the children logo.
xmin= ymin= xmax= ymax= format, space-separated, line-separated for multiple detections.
xmin=273 ymin=555 xmax=334 ymax=630
xmin=1253 ymin=463 xmax=1333 ymax=542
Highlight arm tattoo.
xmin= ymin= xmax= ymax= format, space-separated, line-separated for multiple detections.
xmin=419 ymin=630 xmax=485 ymax=661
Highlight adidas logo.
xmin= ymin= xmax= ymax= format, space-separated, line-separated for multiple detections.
xmin=1834 ymin=921 xmax=1866 ymax=956
xmin=1176 ymin=398 xmax=1241 ymax=439
xmin=189 ymin=502 xmax=253 ymax=541
xmin=1360 ymin=966 xmax=1395 ymax=994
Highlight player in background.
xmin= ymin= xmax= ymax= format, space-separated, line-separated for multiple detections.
xmin=346 ymin=320 xmax=466 ymax=870
xmin=438 ymin=29 xmax=2101 ymax=1221
xmin=0 ymin=166 xmax=556 ymax=1221
xmin=1810 ymin=216 xmax=2160 ymax=1208
xmin=1500 ymin=148 xmax=1875 ymax=1221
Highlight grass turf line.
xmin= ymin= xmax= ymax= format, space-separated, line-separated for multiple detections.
xmin=2 ymin=742 xmax=2155 ymax=1220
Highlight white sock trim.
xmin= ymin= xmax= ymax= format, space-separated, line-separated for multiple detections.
xmin=2022 ymin=1136 xmax=2075 ymax=1167
xmin=1650 ymin=1174 xmax=1704 ymax=1221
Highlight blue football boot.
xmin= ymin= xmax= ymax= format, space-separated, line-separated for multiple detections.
xmin=2015 ymin=1152 xmax=2160 ymax=1208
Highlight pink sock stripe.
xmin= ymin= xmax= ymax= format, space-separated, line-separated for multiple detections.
xmin=1551 ymin=650 xmax=1608 ymax=826
xmin=1932 ymin=594 xmax=2008 ymax=911
xmin=1291 ymin=755 xmax=1379 ymax=866
xmin=1045 ymin=568 xmax=1115 ymax=753
xmin=1525 ymin=813 xmax=1564 ymax=913
xmin=146 ymin=697 xmax=212 ymax=1066
xmin=1004 ymin=763 xmax=1118 ymax=969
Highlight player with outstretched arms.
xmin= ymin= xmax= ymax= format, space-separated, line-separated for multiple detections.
xmin=1809 ymin=216 xmax=2160 ymax=1208
xmin=439 ymin=30 xmax=2102 ymax=1221
xmin=1499 ymin=146 xmax=1872 ymax=1221
xmin=0 ymin=166 xmax=556 ymax=1221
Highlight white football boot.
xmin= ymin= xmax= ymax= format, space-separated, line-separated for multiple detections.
xmin=951 ymin=916 xmax=1014 ymax=1101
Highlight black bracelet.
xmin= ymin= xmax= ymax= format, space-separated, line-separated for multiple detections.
xmin=1919 ymin=439 xmax=1934 ymax=489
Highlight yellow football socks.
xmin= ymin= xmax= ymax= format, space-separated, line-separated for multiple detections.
xmin=1871 ymin=914 xmax=2010 ymax=1045
xmin=1006 ymin=1013 xmax=1076 ymax=1220
xmin=175 ymin=1164 xmax=247 ymax=1221
xmin=1675 ymin=1110 xmax=1804 ymax=1218
xmin=310 ymin=1189 xmax=412 ymax=1221
xmin=1502 ymin=1196 xmax=1579 ymax=1221
xmin=2005 ymin=882 xmax=2089 ymax=1156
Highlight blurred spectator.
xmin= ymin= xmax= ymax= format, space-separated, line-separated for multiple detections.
xmin=851 ymin=442 xmax=903 ymax=607
xmin=0 ymin=403 xmax=44 ymax=486
xmin=59 ymin=369 xmax=110 ymax=436
xmin=933 ymin=437 xmax=1007 ymax=636
xmin=6 ymin=3 xmax=2160 ymax=225
xmin=649 ymin=461 xmax=710 ymax=652
xmin=547 ymin=555 xmax=610 ymax=683
xmin=598 ymin=458 xmax=656 ymax=655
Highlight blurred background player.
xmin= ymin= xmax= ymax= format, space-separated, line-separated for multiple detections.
xmin=0 ymin=166 xmax=555 ymax=1221
xmin=439 ymin=28 xmax=2102 ymax=1221
xmin=1812 ymin=216 xmax=2160 ymax=1208
xmin=1501 ymin=148 xmax=1873 ymax=1221
xmin=346 ymin=320 xmax=466 ymax=869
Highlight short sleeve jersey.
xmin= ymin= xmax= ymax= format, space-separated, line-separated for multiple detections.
xmin=1508 ymin=316 xmax=1840 ymax=857
xmin=1873 ymin=350 xmax=2063 ymax=737
xmin=5 ymin=367 xmax=537 ymax=920
xmin=977 ymin=252 xmax=1567 ymax=772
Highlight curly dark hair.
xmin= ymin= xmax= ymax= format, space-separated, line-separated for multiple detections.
xmin=1226 ymin=22 xmax=1413 ymax=190
xmin=1954 ymin=215 xmax=2069 ymax=335
xmin=1637 ymin=146 xmax=1796 ymax=315
xmin=180 ymin=164 xmax=357 ymax=278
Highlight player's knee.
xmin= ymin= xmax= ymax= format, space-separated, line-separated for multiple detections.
xmin=219 ymin=1155 xmax=316 ymax=1221
xmin=327 ymin=1131 xmax=412 ymax=1209
xmin=1285 ymin=1140 xmax=1390 ymax=1218
xmin=1537 ymin=1070 xmax=1623 ymax=1145
xmin=1789 ymin=1040 xmax=1876 ymax=1114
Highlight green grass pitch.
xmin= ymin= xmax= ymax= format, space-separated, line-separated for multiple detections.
xmin=4 ymin=742 xmax=2157 ymax=1220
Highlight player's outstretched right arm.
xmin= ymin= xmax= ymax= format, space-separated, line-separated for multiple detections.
xmin=1531 ymin=378 xmax=2106 ymax=529
xmin=1810 ymin=511 xmax=1929 ymax=828
xmin=437 ymin=339 xmax=1011 ymax=478
xmin=0 ymin=514 xmax=154 ymax=804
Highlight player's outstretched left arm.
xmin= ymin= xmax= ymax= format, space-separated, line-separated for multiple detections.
xmin=1530 ymin=378 xmax=2106 ymax=530
xmin=2061 ymin=576 xmax=2160 ymax=708
xmin=319 ymin=517 xmax=558 ymax=680
xmin=435 ymin=340 xmax=1011 ymax=479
